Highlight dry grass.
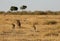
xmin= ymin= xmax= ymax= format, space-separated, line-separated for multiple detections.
xmin=0 ymin=12 xmax=60 ymax=41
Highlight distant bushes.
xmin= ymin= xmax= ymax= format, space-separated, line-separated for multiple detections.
xmin=33 ymin=11 xmax=47 ymax=15
xmin=0 ymin=11 xmax=60 ymax=15
xmin=0 ymin=11 xmax=5 ymax=14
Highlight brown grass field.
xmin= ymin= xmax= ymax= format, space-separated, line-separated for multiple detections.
xmin=0 ymin=11 xmax=60 ymax=41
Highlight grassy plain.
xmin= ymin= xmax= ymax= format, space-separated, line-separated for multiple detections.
xmin=0 ymin=12 xmax=60 ymax=41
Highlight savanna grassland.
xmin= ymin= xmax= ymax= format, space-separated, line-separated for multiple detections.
xmin=0 ymin=11 xmax=60 ymax=41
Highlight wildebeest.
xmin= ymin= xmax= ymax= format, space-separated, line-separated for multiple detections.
xmin=10 ymin=6 xmax=18 ymax=11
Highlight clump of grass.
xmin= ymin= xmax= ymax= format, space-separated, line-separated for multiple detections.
xmin=44 ymin=32 xmax=59 ymax=37
xmin=44 ymin=21 xmax=57 ymax=25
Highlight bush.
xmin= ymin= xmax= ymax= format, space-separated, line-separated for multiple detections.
xmin=0 ymin=11 xmax=5 ymax=14
xmin=10 ymin=6 xmax=18 ymax=11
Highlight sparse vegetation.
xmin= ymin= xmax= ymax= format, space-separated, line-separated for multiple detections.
xmin=45 ymin=21 xmax=57 ymax=25
xmin=0 ymin=11 xmax=60 ymax=15
xmin=45 ymin=32 xmax=59 ymax=36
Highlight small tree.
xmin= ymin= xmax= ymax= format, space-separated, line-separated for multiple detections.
xmin=20 ymin=5 xmax=27 ymax=11
xmin=10 ymin=6 xmax=18 ymax=11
